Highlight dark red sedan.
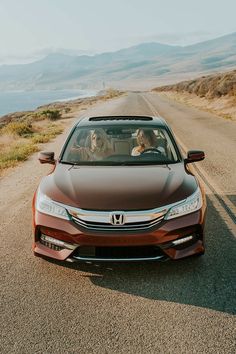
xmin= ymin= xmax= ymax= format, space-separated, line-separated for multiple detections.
xmin=33 ymin=116 xmax=206 ymax=262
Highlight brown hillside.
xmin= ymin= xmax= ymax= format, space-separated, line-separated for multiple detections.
xmin=153 ymin=70 xmax=236 ymax=99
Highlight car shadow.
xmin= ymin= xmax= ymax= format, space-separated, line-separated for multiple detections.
xmin=44 ymin=196 xmax=236 ymax=315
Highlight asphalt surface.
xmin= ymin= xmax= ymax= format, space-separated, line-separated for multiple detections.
xmin=0 ymin=93 xmax=236 ymax=354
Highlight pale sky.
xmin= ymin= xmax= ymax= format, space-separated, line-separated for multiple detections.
xmin=0 ymin=0 xmax=236 ymax=63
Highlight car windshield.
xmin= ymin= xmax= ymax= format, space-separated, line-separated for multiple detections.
xmin=61 ymin=124 xmax=180 ymax=165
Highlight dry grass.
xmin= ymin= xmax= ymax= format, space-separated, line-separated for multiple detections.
xmin=31 ymin=124 xmax=63 ymax=144
xmin=0 ymin=142 xmax=38 ymax=170
xmin=102 ymin=88 xmax=123 ymax=99
xmin=0 ymin=134 xmax=15 ymax=148
xmin=1 ymin=121 xmax=33 ymax=137
xmin=153 ymin=69 xmax=236 ymax=99
xmin=0 ymin=119 xmax=64 ymax=173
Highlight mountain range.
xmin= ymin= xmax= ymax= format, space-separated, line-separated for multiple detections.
xmin=0 ymin=32 xmax=236 ymax=91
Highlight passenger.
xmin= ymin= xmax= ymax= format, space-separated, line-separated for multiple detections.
xmin=131 ymin=128 xmax=165 ymax=156
xmin=71 ymin=128 xmax=113 ymax=161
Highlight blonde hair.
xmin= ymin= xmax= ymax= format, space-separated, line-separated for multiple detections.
xmin=90 ymin=128 xmax=111 ymax=152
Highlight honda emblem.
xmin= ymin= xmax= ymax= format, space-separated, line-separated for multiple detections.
xmin=109 ymin=211 xmax=126 ymax=225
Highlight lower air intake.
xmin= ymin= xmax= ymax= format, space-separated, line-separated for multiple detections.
xmin=72 ymin=245 xmax=166 ymax=261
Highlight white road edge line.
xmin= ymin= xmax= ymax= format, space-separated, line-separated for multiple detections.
xmin=141 ymin=93 xmax=236 ymax=237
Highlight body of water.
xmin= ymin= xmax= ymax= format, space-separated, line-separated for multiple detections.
xmin=0 ymin=89 xmax=98 ymax=117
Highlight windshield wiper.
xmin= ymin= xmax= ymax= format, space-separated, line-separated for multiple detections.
xmin=60 ymin=160 xmax=174 ymax=166
xmin=118 ymin=161 xmax=171 ymax=165
xmin=60 ymin=160 xmax=81 ymax=166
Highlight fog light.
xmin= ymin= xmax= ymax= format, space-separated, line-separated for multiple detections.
xmin=172 ymin=235 xmax=194 ymax=245
xmin=40 ymin=234 xmax=77 ymax=251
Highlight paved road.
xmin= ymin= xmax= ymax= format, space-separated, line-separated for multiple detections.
xmin=1 ymin=93 xmax=236 ymax=354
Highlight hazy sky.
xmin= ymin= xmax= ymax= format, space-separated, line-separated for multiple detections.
xmin=0 ymin=0 xmax=236 ymax=63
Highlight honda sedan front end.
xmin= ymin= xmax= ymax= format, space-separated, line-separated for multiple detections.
xmin=33 ymin=116 xmax=206 ymax=262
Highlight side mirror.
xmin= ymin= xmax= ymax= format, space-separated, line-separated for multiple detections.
xmin=38 ymin=151 xmax=55 ymax=165
xmin=185 ymin=150 xmax=205 ymax=164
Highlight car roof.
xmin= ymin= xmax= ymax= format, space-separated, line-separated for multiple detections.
xmin=76 ymin=115 xmax=167 ymax=127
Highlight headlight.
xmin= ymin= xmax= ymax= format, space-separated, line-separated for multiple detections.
xmin=36 ymin=190 xmax=70 ymax=220
xmin=165 ymin=187 xmax=202 ymax=220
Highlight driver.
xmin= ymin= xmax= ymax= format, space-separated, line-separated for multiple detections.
xmin=70 ymin=128 xmax=113 ymax=161
xmin=131 ymin=128 xmax=165 ymax=156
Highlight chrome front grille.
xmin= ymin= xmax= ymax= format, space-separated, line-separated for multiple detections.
xmin=67 ymin=207 xmax=167 ymax=232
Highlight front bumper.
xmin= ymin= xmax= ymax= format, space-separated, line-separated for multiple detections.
xmin=33 ymin=206 xmax=206 ymax=261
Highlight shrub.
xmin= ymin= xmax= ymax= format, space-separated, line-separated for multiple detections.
xmin=103 ymin=89 xmax=122 ymax=99
xmin=1 ymin=121 xmax=33 ymax=137
xmin=0 ymin=142 xmax=38 ymax=170
xmin=31 ymin=125 xmax=63 ymax=144
xmin=40 ymin=109 xmax=62 ymax=121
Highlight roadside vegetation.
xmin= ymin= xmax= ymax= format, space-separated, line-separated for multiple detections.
xmin=101 ymin=88 xmax=123 ymax=99
xmin=152 ymin=69 xmax=236 ymax=121
xmin=39 ymin=109 xmax=62 ymax=121
xmin=153 ymin=70 xmax=236 ymax=98
xmin=0 ymin=114 xmax=63 ymax=171
xmin=0 ymin=89 xmax=123 ymax=174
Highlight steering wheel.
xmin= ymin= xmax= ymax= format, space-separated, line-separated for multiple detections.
xmin=141 ymin=147 xmax=162 ymax=154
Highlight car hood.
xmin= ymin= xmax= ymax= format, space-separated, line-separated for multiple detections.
xmin=39 ymin=163 xmax=198 ymax=210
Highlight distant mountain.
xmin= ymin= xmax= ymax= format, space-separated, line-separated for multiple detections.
xmin=33 ymin=47 xmax=96 ymax=57
xmin=0 ymin=32 xmax=235 ymax=90
xmin=0 ymin=48 xmax=96 ymax=65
